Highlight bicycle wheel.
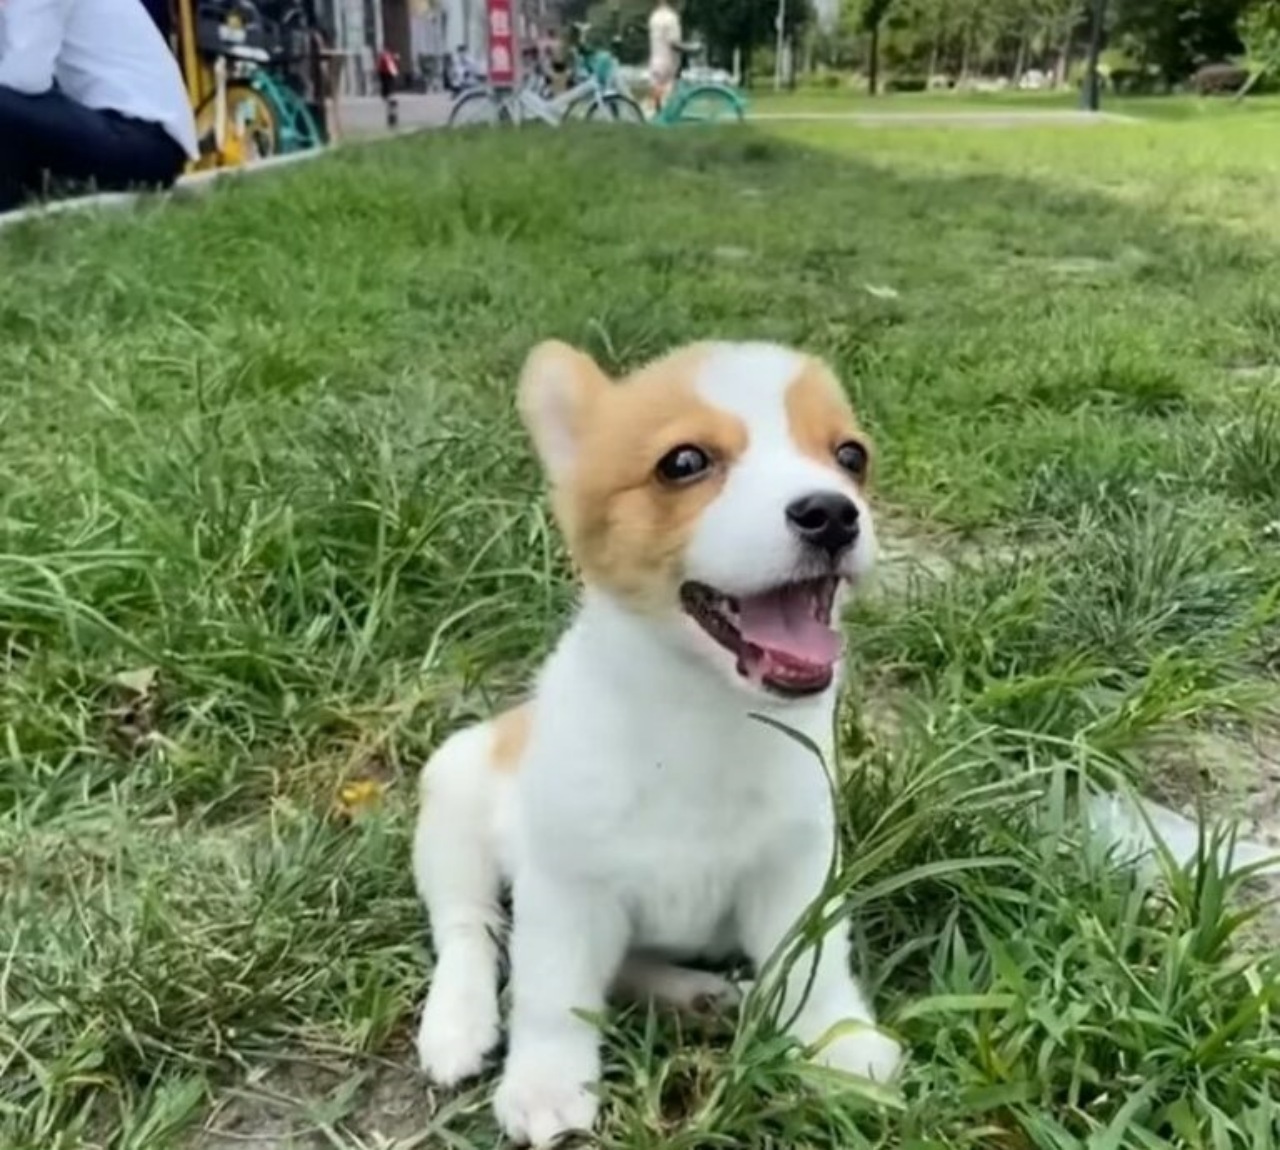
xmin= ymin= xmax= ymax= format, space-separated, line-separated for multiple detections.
xmin=272 ymin=85 xmax=324 ymax=152
xmin=447 ymin=89 xmax=510 ymax=127
xmin=669 ymin=84 xmax=744 ymax=124
xmin=582 ymin=92 xmax=647 ymax=124
xmin=194 ymin=81 xmax=278 ymax=160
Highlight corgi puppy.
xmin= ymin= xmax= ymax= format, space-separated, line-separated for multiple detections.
xmin=412 ymin=340 xmax=903 ymax=1145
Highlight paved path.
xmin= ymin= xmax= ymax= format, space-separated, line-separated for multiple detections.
xmin=337 ymin=94 xmax=452 ymax=137
xmin=333 ymin=95 xmax=1137 ymax=137
xmin=752 ymin=109 xmax=1137 ymax=126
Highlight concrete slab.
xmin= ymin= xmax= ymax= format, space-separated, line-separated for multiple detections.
xmin=751 ymin=109 xmax=1138 ymax=126
xmin=336 ymin=93 xmax=453 ymax=136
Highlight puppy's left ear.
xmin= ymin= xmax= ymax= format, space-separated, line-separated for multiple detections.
xmin=517 ymin=341 xmax=610 ymax=484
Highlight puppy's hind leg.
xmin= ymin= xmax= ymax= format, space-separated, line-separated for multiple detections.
xmin=613 ymin=954 xmax=743 ymax=1016
xmin=413 ymin=722 xmax=507 ymax=1086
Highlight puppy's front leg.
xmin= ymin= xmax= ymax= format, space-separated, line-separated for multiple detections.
xmin=736 ymin=839 xmax=902 ymax=1083
xmin=494 ymin=867 xmax=628 ymax=1146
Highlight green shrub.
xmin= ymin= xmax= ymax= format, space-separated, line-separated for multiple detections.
xmin=1109 ymin=66 xmax=1162 ymax=94
xmin=1192 ymin=62 xmax=1248 ymax=94
xmin=886 ymin=74 xmax=928 ymax=93
xmin=796 ymin=69 xmax=846 ymax=91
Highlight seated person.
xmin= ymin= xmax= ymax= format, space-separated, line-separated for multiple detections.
xmin=0 ymin=0 xmax=198 ymax=212
xmin=445 ymin=44 xmax=482 ymax=93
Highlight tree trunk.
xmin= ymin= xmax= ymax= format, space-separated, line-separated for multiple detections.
xmin=1055 ymin=29 xmax=1072 ymax=87
xmin=959 ymin=31 xmax=971 ymax=81
xmin=868 ymin=21 xmax=880 ymax=95
xmin=1013 ymin=29 xmax=1028 ymax=83
xmin=1235 ymin=66 xmax=1263 ymax=102
xmin=927 ymin=37 xmax=939 ymax=81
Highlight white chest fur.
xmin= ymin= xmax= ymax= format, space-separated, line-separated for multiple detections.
xmin=505 ymin=594 xmax=837 ymax=954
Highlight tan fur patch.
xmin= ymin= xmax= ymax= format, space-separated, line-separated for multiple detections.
xmin=491 ymin=703 xmax=532 ymax=773
xmin=784 ymin=359 xmax=873 ymax=484
xmin=553 ymin=345 xmax=749 ymax=612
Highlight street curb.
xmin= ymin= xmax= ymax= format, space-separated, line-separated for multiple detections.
xmin=0 ymin=125 xmax=439 ymax=233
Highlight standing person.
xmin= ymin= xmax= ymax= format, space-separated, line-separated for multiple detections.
xmin=376 ymin=46 xmax=399 ymax=101
xmin=0 ymin=0 xmax=198 ymax=213
xmin=647 ymin=0 xmax=680 ymax=111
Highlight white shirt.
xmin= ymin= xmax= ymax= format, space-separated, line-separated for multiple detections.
xmin=648 ymin=3 xmax=680 ymax=73
xmin=0 ymin=0 xmax=199 ymax=158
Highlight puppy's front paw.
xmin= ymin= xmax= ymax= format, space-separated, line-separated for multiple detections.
xmin=494 ymin=1063 xmax=599 ymax=1146
xmin=416 ymin=984 xmax=499 ymax=1087
xmin=810 ymin=1023 xmax=903 ymax=1083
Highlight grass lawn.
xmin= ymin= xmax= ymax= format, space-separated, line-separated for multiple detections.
xmin=2 ymin=112 xmax=1280 ymax=1149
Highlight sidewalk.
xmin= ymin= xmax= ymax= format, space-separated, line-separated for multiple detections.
xmin=336 ymin=94 xmax=453 ymax=137
xmin=752 ymin=109 xmax=1137 ymax=126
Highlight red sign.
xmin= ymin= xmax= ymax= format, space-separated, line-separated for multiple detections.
xmin=487 ymin=0 xmax=515 ymax=88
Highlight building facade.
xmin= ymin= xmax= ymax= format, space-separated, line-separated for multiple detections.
xmin=320 ymin=0 xmax=553 ymax=91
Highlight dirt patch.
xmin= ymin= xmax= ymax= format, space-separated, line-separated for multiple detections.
xmin=1142 ymin=723 xmax=1280 ymax=853
xmin=1139 ymin=722 xmax=1280 ymax=943
xmin=186 ymin=1056 xmax=486 ymax=1150
xmin=872 ymin=524 xmax=960 ymax=597
xmin=872 ymin=521 xmax=1048 ymax=599
xmin=1226 ymin=363 xmax=1280 ymax=382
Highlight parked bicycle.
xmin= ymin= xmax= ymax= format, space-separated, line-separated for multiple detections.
xmin=651 ymin=42 xmax=747 ymax=124
xmin=447 ymin=25 xmax=643 ymax=128
xmin=187 ymin=0 xmax=324 ymax=164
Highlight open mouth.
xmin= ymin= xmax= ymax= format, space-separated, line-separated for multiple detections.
xmin=679 ymin=577 xmax=842 ymax=697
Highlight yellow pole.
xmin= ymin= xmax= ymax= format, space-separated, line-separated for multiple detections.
xmin=176 ymin=0 xmax=202 ymax=106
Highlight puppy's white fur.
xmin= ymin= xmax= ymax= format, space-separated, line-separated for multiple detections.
xmin=413 ymin=341 xmax=902 ymax=1146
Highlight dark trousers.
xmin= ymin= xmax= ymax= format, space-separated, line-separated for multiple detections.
xmin=0 ymin=85 xmax=187 ymax=213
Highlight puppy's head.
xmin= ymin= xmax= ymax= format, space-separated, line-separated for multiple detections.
xmin=519 ymin=340 xmax=876 ymax=701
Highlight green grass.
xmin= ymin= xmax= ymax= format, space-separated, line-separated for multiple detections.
xmin=2 ymin=114 xmax=1279 ymax=1149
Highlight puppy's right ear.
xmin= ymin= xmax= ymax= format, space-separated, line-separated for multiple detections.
xmin=517 ymin=341 xmax=610 ymax=484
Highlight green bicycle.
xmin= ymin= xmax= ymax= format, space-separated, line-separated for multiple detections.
xmin=193 ymin=0 xmax=324 ymax=160
xmin=569 ymin=39 xmax=645 ymax=122
xmin=651 ymin=43 xmax=747 ymax=124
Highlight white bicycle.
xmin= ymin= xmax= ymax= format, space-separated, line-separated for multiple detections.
xmin=447 ymin=37 xmax=644 ymax=128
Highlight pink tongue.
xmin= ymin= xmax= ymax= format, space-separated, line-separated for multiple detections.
xmin=739 ymin=588 xmax=841 ymax=667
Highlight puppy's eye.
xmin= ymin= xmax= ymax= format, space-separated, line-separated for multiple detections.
xmin=656 ymin=444 xmax=712 ymax=485
xmin=834 ymin=440 xmax=869 ymax=479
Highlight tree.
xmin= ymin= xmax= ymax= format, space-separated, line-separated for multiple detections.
xmin=775 ymin=0 xmax=1256 ymax=87
xmin=682 ymin=0 xmax=813 ymax=74
xmin=1236 ymin=0 xmax=1280 ymax=94
xmin=586 ymin=0 xmax=651 ymax=60
xmin=856 ymin=0 xmax=1083 ymax=85
xmin=860 ymin=0 xmax=896 ymax=92
xmin=833 ymin=0 xmax=897 ymax=91
xmin=556 ymin=0 xmax=595 ymax=26
xmin=1111 ymin=0 xmax=1247 ymax=84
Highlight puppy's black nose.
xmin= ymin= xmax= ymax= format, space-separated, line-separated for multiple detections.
xmin=786 ymin=492 xmax=859 ymax=557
